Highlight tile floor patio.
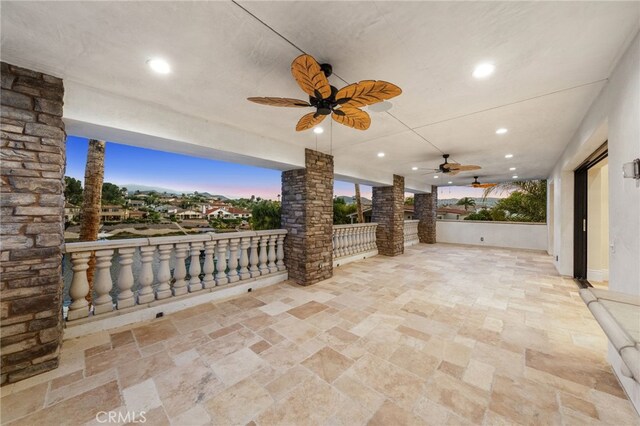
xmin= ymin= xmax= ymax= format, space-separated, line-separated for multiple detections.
xmin=1 ymin=243 xmax=638 ymax=425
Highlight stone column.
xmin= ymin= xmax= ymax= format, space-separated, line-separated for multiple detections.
xmin=415 ymin=185 xmax=437 ymax=244
xmin=281 ymin=149 xmax=333 ymax=286
xmin=372 ymin=174 xmax=405 ymax=256
xmin=0 ymin=62 xmax=65 ymax=384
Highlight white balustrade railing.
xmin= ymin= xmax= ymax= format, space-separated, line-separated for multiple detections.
xmin=63 ymin=230 xmax=287 ymax=322
xmin=332 ymin=223 xmax=378 ymax=260
xmin=404 ymin=220 xmax=420 ymax=247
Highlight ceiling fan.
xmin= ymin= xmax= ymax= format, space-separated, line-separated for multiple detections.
xmin=248 ymin=54 xmax=402 ymax=131
xmin=420 ymin=154 xmax=482 ymax=175
xmin=469 ymin=176 xmax=497 ymax=188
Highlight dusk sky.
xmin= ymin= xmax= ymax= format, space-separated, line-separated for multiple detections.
xmin=65 ymin=136 xmax=490 ymax=200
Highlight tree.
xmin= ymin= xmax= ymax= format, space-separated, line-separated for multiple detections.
xmin=404 ymin=196 xmax=414 ymax=206
xmin=333 ymin=197 xmax=357 ymax=225
xmin=79 ymin=139 xmax=106 ymax=301
xmin=484 ymin=180 xmax=547 ymax=222
xmin=101 ymin=182 xmax=125 ymax=205
xmin=251 ymin=200 xmax=281 ymax=230
xmin=456 ymin=197 xmax=476 ymax=211
xmin=354 ymin=183 xmax=364 ymax=224
xmin=64 ymin=176 xmax=83 ymax=205
xmin=464 ymin=209 xmax=493 ymax=221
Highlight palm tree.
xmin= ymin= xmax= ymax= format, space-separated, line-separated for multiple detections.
xmin=79 ymin=139 xmax=106 ymax=302
xmin=354 ymin=183 xmax=364 ymax=223
xmin=483 ymin=180 xmax=546 ymax=199
xmin=456 ymin=197 xmax=476 ymax=211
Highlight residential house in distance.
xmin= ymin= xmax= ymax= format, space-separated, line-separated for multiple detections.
xmin=437 ymin=206 xmax=473 ymax=220
xmin=205 ymin=206 xmax=252 ymax=220
xmin=126 ymin=199 xmax=145 ymax=209
xmin=63 ymin=204 xmax=80 ymax=223
xmin=99 ymin=205 xmax=128 ymax=222
xmin=175 ymin=209 xmax=203 ymax=220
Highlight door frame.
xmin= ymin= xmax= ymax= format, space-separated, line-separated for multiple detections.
xmin=573 ymin=142 xmax=608 ymax=283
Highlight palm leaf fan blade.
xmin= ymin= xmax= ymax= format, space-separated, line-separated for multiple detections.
xmin=336 ymin=80 xmax=402 ymax=108
xmin=247 ymin=97 xmax=311 ymax=107
xmin=291 ymin=54 xmax=331 ymax=99
xmin=296 ymin=112 xmax=326 ymax=132
xmin=332 ymin=107 xmax=371 ymax=130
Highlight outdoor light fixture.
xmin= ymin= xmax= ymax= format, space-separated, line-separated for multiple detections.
xmin=473 ymin=62 xmax=495 ymax=79
xmin=377 ymin=152 xmax=385 ymax=158
xmin=496 ymin=128 xmax=508 ymax=134
xmin=505 ymin=154 xmax=513 ymax=159
xmin=622 ymin=158 xmax=640 ymax=179
xmin=147 ymin=58 xmax=171 ymax=74
xmin=313 ymin=127 xmax=324 ymax=134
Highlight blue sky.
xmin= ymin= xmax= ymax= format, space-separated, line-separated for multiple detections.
xmin=66 ymin=136 xmax=485 ymax=200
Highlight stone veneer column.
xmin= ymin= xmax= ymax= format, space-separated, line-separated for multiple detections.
xmin=0 ymin=62 xmax=66 ymax=384
xmin=372 ymin=174 xmax=405 ymax=256
xmin=415 ymin=185 xmax=437 ymax=244
xmin=281 ymin=149 xmax=333 ymax=285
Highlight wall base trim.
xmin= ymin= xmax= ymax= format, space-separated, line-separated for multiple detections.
xmin=333 ymin=251 xmax=378 ymax=267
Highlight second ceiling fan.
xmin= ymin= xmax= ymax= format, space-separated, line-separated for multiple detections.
xmin=421 ymin=154 xmax=481 ymax=176
xmin=248 ymin=54 xmax=402 ymax=131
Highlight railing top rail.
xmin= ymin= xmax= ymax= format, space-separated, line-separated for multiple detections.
xmin=404 ymin=219 xmax=420 ymax=223
xmin=333 ymin=223 xmax=379 ymax=229
xmin=63 ymin=229 xmax=288 ymax=253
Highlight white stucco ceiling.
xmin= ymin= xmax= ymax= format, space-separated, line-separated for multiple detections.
xmin=1 ymin=1 xmax=638 ymax=190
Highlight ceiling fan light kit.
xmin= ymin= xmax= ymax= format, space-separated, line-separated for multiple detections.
xmin=248 ymin=54 xmax=402 ymax=131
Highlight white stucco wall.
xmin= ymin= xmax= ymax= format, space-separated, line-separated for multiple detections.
xmin=548 ymin=31 xmax=640 ymax=412
xmin=436 ymin=220 xmax=548 ymax=251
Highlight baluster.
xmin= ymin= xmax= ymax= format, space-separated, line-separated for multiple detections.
xmin=92 ymin=249 xmax=115 ymax=314
xmin=228 ymin=238 xmax=240 ymax=283
xmin=116 ymin=248 xmax=136 ymax=309
xmin=156 ymin=244 xmax=173 ymax=299
xmin=238 ymin=237 xmax=251 ymax=280
xmin=249 ymin=236 xmax=260 ymax=278
xmin=67 ymin=251 xmax=91 ymax=320
xmin=172 ymin=243 xmax=189 ymax=296
xmin=332 ymin=229 xmax=338 ymax=258
xmin=368 ymin=226 xmax=374 ymax=250
xmin=188 ymin=242 xmax=203 ymax=292
xmin=137 ymin=246 xmax=156 ymax=304
xmin=356 ymin=226 xmax=363 ymax=253
xmin=347 ymin=227 xmax=355 ymax=255
xmin=215 ymin=239 xmax=229 ymax=285
xmin=372 ymin=226 xmax=378 ymax=250
xmin=340 ymin=228 xmax=347 ymax=257
xmin=276 ymin=233 xmax=286 ymax=271
xmin=258 ymin=235 xmax=269 ymax=275
xmin=202 ymin=240 xmax=216 ymax=288
xmin=267 ymin=234 xmax=278 ymax=273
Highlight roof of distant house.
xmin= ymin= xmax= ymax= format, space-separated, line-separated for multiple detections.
xmin=437 ymin=207 xmax=470 ymax=215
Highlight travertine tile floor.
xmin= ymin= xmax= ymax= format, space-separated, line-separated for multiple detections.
xmin=2 ymin=244 xmax=638 ymax=425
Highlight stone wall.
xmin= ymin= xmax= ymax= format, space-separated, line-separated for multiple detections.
xmin=0 ymin=62 xmax=66 ymax=384
xmin=415 ymin=185 xmax=437 ymax=244
xmin=372 ymin=174 xmax=405 ymax=256
xmin=281 ymin=149 xmax=333 ymax=285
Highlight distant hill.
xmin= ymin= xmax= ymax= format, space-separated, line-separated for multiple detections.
xmin=337 ymin=195 xmax=372 ymax=205
xmin=438 ymin=197 xmax=502 ymax=208
xmin=123 ymin=184 xmax=231 ymax=200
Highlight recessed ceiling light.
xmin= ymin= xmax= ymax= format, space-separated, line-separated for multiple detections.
xmin=505 ymin=154 xmax=513 ymax=159
xmin=433 ymin=175 xmax=439 ymax=179
xmin=147 ymin=58 xmax=171 ymax=74
xmin=377 ymin=152 xmax=385 ymax=158
xmin=448 ymin=181 xmax=453 ymax=184
xmin=473 ymin=62 xmax=495 ymax=79
xmin=509 ymin=167 xmax=516 ymax=171
xmin=512 ymin=175 xmax=518 ymax=179
xmin=496 ymin=128 xmax=508 ymax=135
xmin=411 ymin=166 xmax=418 ymax=171
xmin=313 ymin=127 xmax=324 ymax=134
